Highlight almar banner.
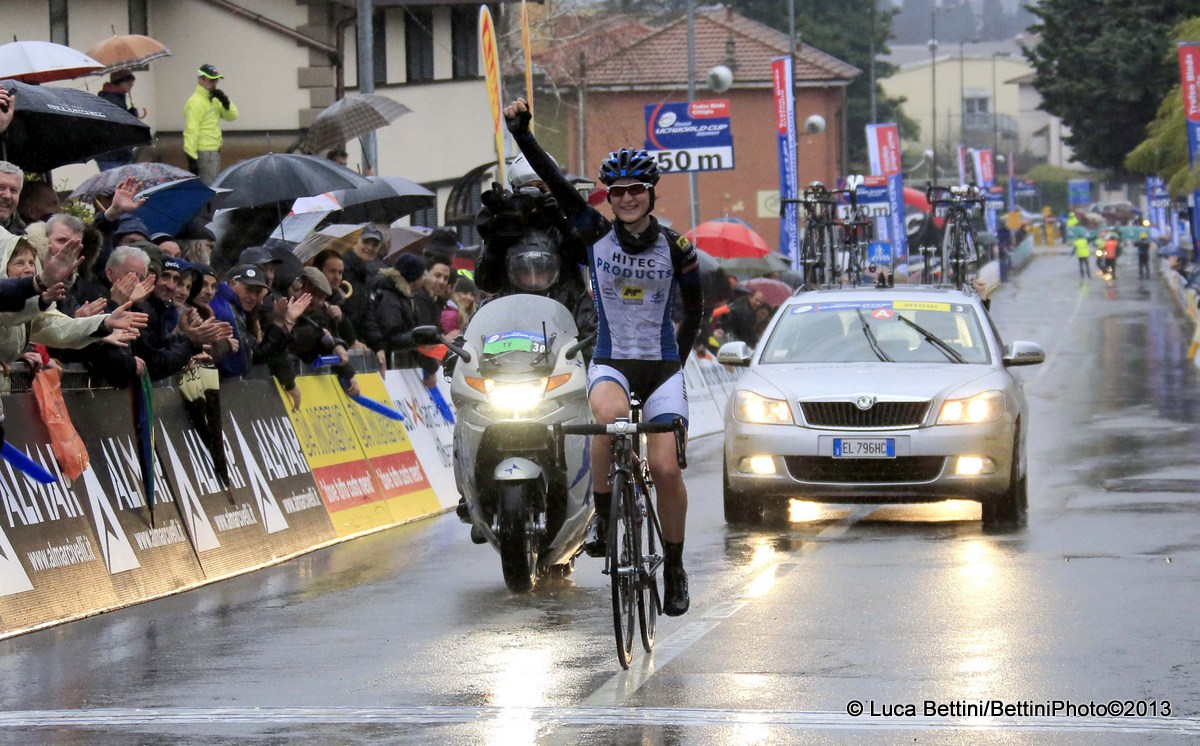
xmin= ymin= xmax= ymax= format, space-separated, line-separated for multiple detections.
xmin=771 ymin=56 xmax=798 ymax=263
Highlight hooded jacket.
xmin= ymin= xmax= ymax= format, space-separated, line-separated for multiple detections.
xmin=364 ymin=268 xmax=435 ymax=376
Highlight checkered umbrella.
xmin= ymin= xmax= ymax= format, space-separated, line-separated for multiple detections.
xmin=303 ymin=94 xmax=412 ymax=155
xmin=70 ymin=162 xmax=193 ymax=202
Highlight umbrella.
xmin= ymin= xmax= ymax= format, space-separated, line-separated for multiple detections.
xmin=385 ymin=224 xmax=434 ymax=259
xmin=0 ymin=41 xmax=103 ymax=84
xmin=304 ymin=93 xmax=412 ymax=154
xmin=695 ymin=248 xmax=732 ymax=305
xmin=84 ymin=34 xmax=171 ymax=76
xmin=291 ymin=223 xmax=367 ymax=263
xmin=270 ymin=210 xmax=331 ymax=245
xmin=720 ymin=252 xmax=792 ymax=276
xmin=211 ymin=153 xmax=372 ymax=210
xmin=70 ymin=162 xmax=193 ymax=203
xmin=332 ymin=175 xmax=435 ymax=224
xmin=685 ymin=219 xmax=772 ymax=259
xmin=291 ymin=193 xmax=341 ymax=215
xmin=131 ymin=178 xmax=223 ymax=238
xmin=0 ymin=80 xmax=151 ymax=173
xmin=743 ymin=277 xmax=793 ymax=307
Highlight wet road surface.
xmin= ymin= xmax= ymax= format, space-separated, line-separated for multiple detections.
xmin=1 ymin=247 xmax=1199 ymax=744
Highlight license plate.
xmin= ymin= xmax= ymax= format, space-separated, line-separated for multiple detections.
xmin=832 ymin=438 xmax=895 ymax=458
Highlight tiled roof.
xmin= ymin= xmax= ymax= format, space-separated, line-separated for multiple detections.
xmin=534 ymin=14 xmax=655 ymax=83
xmin=533 ymin=7 xmax=859 ymax=88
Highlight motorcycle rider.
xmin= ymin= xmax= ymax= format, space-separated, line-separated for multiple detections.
xmin=503 ymin=97 xmax=703 ymax=617
xmin=475 ymin=153 xmax=596 ymax=342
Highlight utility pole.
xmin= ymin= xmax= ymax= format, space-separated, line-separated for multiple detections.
xmin=356 ymin=0 xmax=377 ymax=172
xmin=929 ymin=9 xmax=938 ymax=180
xmin=686 ymin=0 xmax=699 ymax=230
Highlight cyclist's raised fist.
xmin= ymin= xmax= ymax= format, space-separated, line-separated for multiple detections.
xmin=504 ymin=98 xmax=531 ymax=134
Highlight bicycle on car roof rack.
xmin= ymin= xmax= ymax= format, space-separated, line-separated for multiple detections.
xmin=780 ymin=179 xmax=878 ymax=291
xmin=920 ymin=182 xmax=987 ymax=292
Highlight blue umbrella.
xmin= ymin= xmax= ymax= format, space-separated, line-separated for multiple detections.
xmin=131 ymin=178 xmax=220 ymax=237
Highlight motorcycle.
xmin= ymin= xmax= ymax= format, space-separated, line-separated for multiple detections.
xmin=444 ymin=294 xmax=594 ymax=592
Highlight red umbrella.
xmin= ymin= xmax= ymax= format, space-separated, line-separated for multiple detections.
xmin=685 ymin=219 xmax=771 ymax=259
xmin=743 ymin=277 xmax=793 ymax=307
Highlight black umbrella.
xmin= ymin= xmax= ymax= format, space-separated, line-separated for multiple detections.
xmin=211 ymin=153 xmax=372 ymax=209
xmin=0 ymin=80 xmax=151 ymax=173
xmin=696 ymin=248 xmax=732 ymax=306
xmin=331 ymin=175 xmax=435 ymax=223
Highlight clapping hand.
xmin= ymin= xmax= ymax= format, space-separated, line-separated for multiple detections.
xmin=39 ymin=282 xmax=67 ymax=305
xmin=106 ymin=175 xmax=147 ymax=219
xmin=103 ymin=301 xmax=149 ymax=332
xmin=74 ymin=298 xmax=107 ymax=318
xmin=100 ymin=328 xmax=139 ymax=348
xmin=39 ymin=234 xmax=84 ymax=287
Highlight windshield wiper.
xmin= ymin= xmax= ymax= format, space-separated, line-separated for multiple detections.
xmin=855 ymin=308 xmax=892 ymax=362
xmin=896 ymin=315 xmax=968 ymax=363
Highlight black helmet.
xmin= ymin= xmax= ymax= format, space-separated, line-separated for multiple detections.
xmin=598 ymin=148 xmax=660 ymax=186
xmin=507 ymin=229 xmax=561 ymax=292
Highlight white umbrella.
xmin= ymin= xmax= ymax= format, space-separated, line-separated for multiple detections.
xmin=0 ymin=41 xmax=103 ymax=84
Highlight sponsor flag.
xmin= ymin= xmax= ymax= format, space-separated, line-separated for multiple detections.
xmin=956 ymin=144 xmax=968 ymax=185
xmin=865 ymin=123 xmax=908 ymax=280
xmin=971 ymin=148 xmax=998 ymax=233
xmin=479 ymin=6 xmax=506 ymax=185
xmin=771 ymin=56 xmax=798 ymax=264
xmin=1178 ymin=42 xmax=1200 ymax=257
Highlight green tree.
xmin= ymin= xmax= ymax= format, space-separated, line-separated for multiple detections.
xmin=733 ymin=0 xmax=919 ymax=170
xmin=1125 ymin=18 xmax=1200 ymax=197
xmin=1024 ymin=0 xmax=1194 ymax=174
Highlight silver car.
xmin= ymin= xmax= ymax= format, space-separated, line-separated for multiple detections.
xmin=719 ymin=286 xmax=1044 ymax=530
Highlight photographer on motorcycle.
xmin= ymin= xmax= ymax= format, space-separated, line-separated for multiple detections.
xmin=474 ymin=153 xmax=596 ymax=344
xmin=503 ymin=97 xmax=703 ymax=617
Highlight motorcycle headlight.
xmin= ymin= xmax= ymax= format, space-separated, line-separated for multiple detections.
xmin=938 ymin=390 xmax=1004 ymax=424
xmin=733 ymin=390 xmax=793 ymax=425
xmin=464 ymin=374 xmax=573 ymax=413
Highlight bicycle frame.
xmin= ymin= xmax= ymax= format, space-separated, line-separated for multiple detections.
xmin=925 ymin=183 xmax=986 ymax=292
xmin=782 ymin=181 xmax=877 ymax=289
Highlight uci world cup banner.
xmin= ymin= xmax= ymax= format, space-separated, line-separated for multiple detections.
xmin=865 ymin=123 xmax=908 ymax=280
xmin=771 ymin=56 xmax=799 ymax=264
xmin=1178 ymin=41 xmax=1200 ymax=256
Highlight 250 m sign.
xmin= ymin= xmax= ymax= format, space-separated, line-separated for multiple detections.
xmin=648 ymin=147 xmax=734 ymax=174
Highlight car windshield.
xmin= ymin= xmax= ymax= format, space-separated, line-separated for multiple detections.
xmin=759 ymin=300 xmax=991 ymax=364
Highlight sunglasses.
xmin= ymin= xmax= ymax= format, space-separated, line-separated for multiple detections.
xmin=608 ymin=182 xmax=653 ymax=198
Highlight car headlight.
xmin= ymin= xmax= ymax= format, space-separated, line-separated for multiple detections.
xmin=938 ymin=390 xmax=1004 ymax=424
xmin=733 ymin=390 xmax=793 ymax=425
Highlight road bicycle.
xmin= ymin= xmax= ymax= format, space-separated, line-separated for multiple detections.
xmin=783 ymin=181 xmax=876 ymax=288
xmin=925 ymin=183 xmax=986 ymax=290
xmin=560 ymin=408 xmax=687 ymax=669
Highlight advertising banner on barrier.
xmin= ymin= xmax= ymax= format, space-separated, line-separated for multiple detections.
xmin=383 ymin=369 xmax=458 ymax=510
xmin=343 ymin=373 xmax=439 ymax=523
xmin=1178 ymin=41 xmax=1200 ymax=256
xmin=681 ymin=354 xmax=725 ymax=437
xmin=154 ymin=380 xmax=335 ymax=579
xmin=280 ymin=375 xmax=398 ymax=537
xmin=0 ymin=393 xmax=123 ymax=632
xmin=59 ymin=388 xmax=208 ymax=607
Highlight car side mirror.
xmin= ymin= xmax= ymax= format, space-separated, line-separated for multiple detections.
xmin=717 ymin=341 xmax=753 ymax=367
xmin=410 ymin=325 xmax=442 ymax=346
xmin=1003 ymin=340 xmax=1045 ymax=367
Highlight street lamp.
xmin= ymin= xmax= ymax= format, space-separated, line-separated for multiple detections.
xmin=991 ymin=52 xmax=1010 ymax=154
xmin=928 ymin=10 xmax=938 ymax=179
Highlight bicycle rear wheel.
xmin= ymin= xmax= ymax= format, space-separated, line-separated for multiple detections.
xmin=637 ymin=476 xmax=660 ymax=653
xmin=609 ymin=471 xmax=638 ymax=669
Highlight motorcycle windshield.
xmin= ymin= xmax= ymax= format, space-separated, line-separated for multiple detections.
xmin=465 ymin=294 xmax=580 ymax=377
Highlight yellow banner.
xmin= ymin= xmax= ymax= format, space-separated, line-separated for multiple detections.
xmin=479 ymin=6 xmax=506 ymax=185
xmin=893 ymin=301 xmax=951 ymax=312
xmin=522 ymin=0 xmax=533 ymax=134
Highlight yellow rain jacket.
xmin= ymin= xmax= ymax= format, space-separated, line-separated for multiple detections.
xmin=183 ymin=85 xmax=239 ymax=158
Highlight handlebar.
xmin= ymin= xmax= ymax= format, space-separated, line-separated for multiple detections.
xmin=559 ymin=416 xmax=688 ymax=469
xmin=925 ymin=182 xmax=985 ymax=208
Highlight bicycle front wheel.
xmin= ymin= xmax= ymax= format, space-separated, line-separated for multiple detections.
xmin=609 ymin=470 xmax=638 ymax=669
xmin=637 ymin=477 xmax=659 ymax=653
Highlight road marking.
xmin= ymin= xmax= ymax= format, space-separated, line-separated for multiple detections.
xmin=583 ymin=506 xmax=874 ymax=707
xmin=1029 ymin=279 xmax=1087 ymax=390
xmin=0 ymin=706 xmax=1194 ymax=735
